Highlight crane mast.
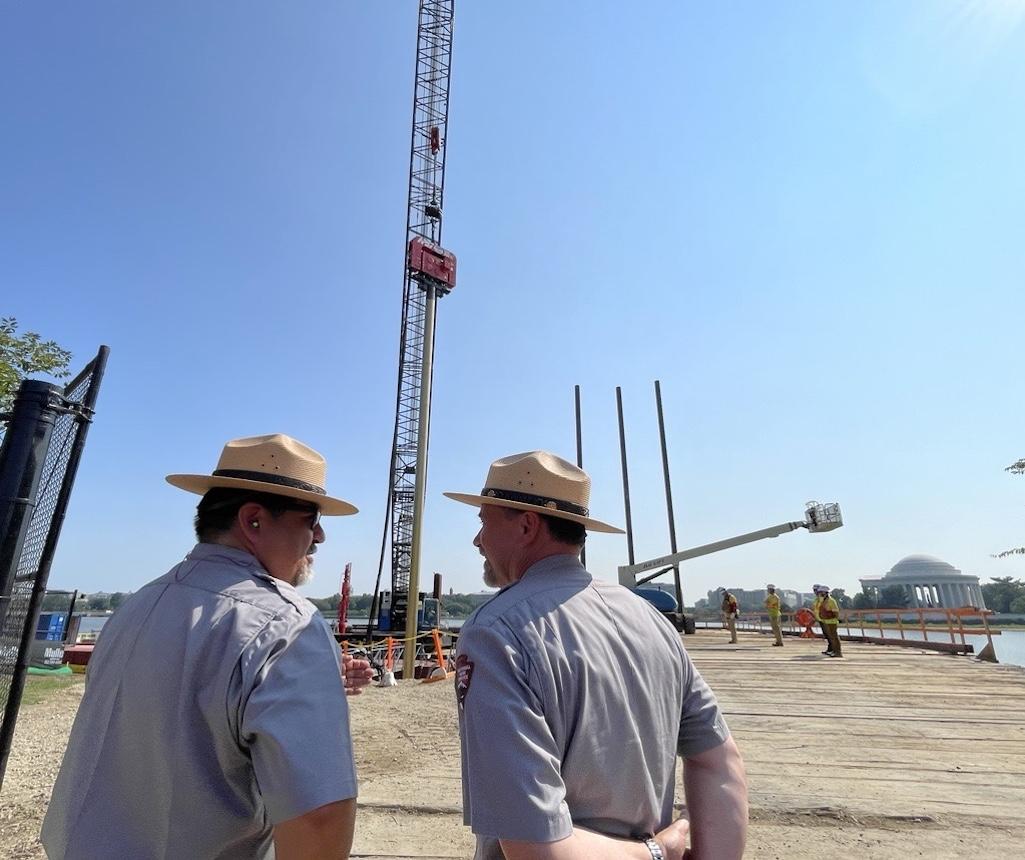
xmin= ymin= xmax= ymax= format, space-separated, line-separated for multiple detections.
xmin=379 ymin=0 xmax=456 ymax=647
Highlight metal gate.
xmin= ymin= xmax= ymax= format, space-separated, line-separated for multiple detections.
xmin=0 ymin=345 xmax=109 ymax=790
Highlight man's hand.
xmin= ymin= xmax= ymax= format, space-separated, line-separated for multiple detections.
xmin=341 ymin=653 xmax=374 ymax=696
xmin=654 ymin=817 xmax=691 ymax=859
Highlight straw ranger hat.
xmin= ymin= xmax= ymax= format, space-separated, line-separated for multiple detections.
xmin=166 ymin=434 xmax=358 ymax=516
xmin=443 ymin=451 xmax=623 ymax=534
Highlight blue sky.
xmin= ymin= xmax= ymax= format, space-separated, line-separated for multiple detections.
xmin=3 ymin=1 xmax=1024 ymax=602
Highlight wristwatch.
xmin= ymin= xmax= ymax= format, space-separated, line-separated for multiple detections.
xmin=643 ymin=837 xmax=665 ymax=860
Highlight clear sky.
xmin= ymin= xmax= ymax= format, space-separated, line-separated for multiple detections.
xmin=3 ymin=1 xmax=1024 ymax=602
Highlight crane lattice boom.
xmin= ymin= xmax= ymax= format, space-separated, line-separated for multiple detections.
xmin=383 ymin=0 xmax=456 ymax=635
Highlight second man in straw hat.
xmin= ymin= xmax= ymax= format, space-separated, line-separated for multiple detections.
xmin=446 ymin=451 xmax=748 ymax=860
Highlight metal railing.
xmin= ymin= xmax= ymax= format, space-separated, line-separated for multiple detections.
xmin=696 ymin=607 xmax=999 ymax=659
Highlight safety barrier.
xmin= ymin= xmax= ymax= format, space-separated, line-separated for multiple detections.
xmin=836 ymin=607 xmax=999 ymax=659
xmin=339 ymin=627 xmax=459 ymax=684
xmin=696 ymin=607 xmax=999 ymax=660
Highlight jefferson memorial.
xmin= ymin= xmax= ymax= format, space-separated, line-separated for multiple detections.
xmin=860 ymin=554 xmax=986 ymax=609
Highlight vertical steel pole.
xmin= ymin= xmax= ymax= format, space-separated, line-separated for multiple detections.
xmin=574 ymin=385 xmax=586 ymax=568
xmin=405 ymin=284 xmax=437 ymax=678
xmin=615 ymin=387 xmax=635 ymax=566
xmin=654 ymin=380 xmax=683 ymax=613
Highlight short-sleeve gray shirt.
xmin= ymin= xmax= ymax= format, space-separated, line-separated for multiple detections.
xmin=41 ymin=543 xmax=358 ymax=860
xmin=455 ymin=554 xmax=728 ymax=857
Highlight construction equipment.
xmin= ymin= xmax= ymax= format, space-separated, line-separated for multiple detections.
xmin=370 ymin=1 xmax=457 ymax=665
xmin=621 ymin=502 xmax=843 ymax=631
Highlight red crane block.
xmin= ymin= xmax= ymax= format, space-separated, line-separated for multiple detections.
xmin=408 ymin=237 xmax=457 ymax=293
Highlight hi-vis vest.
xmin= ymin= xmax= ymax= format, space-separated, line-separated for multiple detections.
xmin=765 ymin=593 xmax=781 ymax=617
xmin=818 ymin=596 xmax=840 ymax=625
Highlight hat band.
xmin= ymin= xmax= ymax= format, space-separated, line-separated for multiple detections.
xmin=482 ymin=487 xmax=588 ymax=517
xmin=213 ymin=469 xmax=327 ymax=496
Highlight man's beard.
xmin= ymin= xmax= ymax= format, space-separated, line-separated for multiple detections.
xmin=482 ymin=559 xmax=500 ymax=588
xmin=294 ymin=547 xmax=317 ymax=588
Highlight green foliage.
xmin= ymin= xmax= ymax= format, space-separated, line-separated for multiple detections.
xmin=41 ymin=592 xmax=76 ymax=612
xmin=0 ymin=317 xmax=72 ymax=412
xmin=852 ymin=590 xmax=877 ymax=610
xmin=879 ymin=585 xmax=909 ymax=608
xmin=831 ymin=588 xmax=852 ymax=609
xmin=981 ymin=577 xmax=1025 ymax=613
xmin=309 ymin=592 xmax=486 ymax=618
xmin=1010 ymin=594 xmax=1025 ymax=614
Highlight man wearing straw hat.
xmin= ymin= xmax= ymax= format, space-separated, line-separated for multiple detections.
xmin=42 ymin=434 xmax=372 ymax=860
xmin=446 ymin=451 xmax=748 ymax=860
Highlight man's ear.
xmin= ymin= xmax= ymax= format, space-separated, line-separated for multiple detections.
xmin=237 ymin=502 xmax=264 ymax=539
xmin=519 ymin=510 xmax=543 ymax=541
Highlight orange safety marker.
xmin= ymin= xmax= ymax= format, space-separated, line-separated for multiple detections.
xmin=378 ymin=636 xmax=398 ymax=687
xmin=794 ymin=608 xmax=817 ymax=639
xmin=422 ymin=628 xmax=452 ymax=683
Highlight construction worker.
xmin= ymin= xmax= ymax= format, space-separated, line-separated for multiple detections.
xmin=720 ymin=587 xmax=739 ymax=644
xmin=811 ymin=584 xmax=826 ymax=653
xmin=764 ymin=584 xmax=783 ymax=646
xmin=814 ymin=584 xmax=843 ymax=657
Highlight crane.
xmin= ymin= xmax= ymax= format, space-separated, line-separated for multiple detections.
xmin=370 ymin=0 xmax=457 ymax=671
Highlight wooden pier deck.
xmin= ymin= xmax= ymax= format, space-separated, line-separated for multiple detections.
xmin=683 ymin=629 xmax=1025 ymax=857
xmin=346 ymin=628 xmax=1025 ymax=859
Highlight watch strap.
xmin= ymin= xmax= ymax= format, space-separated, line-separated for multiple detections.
xmin=643 ymin=837 xmax=665 ymax=860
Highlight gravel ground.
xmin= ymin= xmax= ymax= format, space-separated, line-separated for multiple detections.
xmin=0 ymin=679 xmax=84 ymax=859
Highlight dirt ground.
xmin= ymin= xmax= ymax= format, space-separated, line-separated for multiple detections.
xmin=2 ymin=631 xmax=1024 ymax=858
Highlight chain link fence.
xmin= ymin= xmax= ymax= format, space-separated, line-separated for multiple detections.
xmin=0 ymin=346 xmax=109 ymax=789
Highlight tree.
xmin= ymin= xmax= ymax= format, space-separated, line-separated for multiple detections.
xmin=1010 ymin=594 xmax=1025 ymax=614
xmin=86 ymin=593 xmax=110 ymax=611
xmin=852 ymin=591 xmax=877 ymax=610
xmin=995 ymin=458 xmax=1025 ymax=558
xmin=879 ymin=585 xmax=910 ymax=608
xmin=0 ymin=317 xmax=72 ymax=412
xmin=981 ymin=577 xmax=1025 ymax=614
xmin=831 ymin=588 xmax=852 ymax=609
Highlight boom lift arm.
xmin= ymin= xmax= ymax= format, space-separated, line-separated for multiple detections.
xmin=618 ymin=501 xmax=843 ymax=588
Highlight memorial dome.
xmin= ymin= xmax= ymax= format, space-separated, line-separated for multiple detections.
xmin=885 ymin=554 xmax=961 ymax=579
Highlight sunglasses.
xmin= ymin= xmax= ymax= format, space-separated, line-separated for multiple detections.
xmin=284 ymin=503 xmax=322 ymax=531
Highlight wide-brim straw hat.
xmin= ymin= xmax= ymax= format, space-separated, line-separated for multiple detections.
xmin=443 ymin=450 xmax=623 ymax=534
xmin=166 ymin=433 xmax=358 ymax=516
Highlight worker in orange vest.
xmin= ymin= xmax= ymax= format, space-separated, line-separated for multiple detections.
xmin=814 ymin=584 xmax=843 ymax=658
xmin=764 ymin=584 xmax=783 ymax=647
xmin=720 ymin=588 xmax=739 ymax=644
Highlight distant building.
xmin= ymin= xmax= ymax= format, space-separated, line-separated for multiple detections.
xmin=860 ymin=554 xmax=985 ymax=609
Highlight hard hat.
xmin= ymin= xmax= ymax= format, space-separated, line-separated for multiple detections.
xmin=766 ymin=583 xmax=776 ymax=589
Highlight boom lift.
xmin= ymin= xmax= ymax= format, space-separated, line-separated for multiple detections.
xmin=619 ymin=502 xmax=843 ymax=630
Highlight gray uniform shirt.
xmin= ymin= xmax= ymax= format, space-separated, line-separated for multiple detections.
xmin=455 ymin=554 xmax=728 ymax=858
xmin=41 ymin=543 xmax=357 ymax=860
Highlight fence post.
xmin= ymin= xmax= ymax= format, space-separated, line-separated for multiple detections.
xmin=0 ymin=382 xmax=61 ymax=625
xmin=0 ymin=381 xmax=62 ymax=785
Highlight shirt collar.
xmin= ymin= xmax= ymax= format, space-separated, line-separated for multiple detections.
xmin=184 ymin=543 xmax=310 ymax=611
